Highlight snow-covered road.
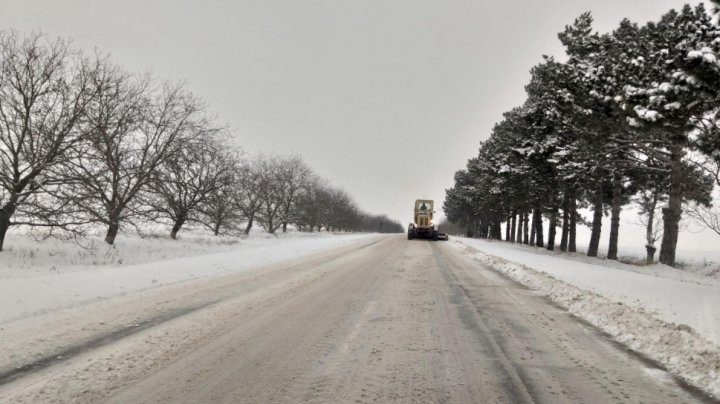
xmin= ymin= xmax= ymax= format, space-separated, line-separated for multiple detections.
xmin=0 ymin=233 xmax=376 ymax=325
xmin=0 ymin=235 xmax=708 ymax=403
xmin=451 ymin=237 xmax=720 ymax=400
xmin=452 ymin=237 xmax=720 ymax=345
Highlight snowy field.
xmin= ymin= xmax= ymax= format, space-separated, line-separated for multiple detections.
xmin=0 ymin=230 xmax=378 ymax=325
xmin=452 ymin=237 xmax=720 ymax=399
xmin=2 ymin=229 xmax=293 ymax=276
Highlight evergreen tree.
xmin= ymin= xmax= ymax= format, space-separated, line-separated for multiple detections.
xmin=612 ymin=5 xmax=716 ymax=266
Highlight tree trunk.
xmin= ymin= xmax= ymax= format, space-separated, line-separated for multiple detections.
xmin=547 ymin=206 xmax=558 ymax=251
xmin=267 ymin=216 xmax=275 ymax=234
xmin=170 ymin=217 xmax=185 ymax=240
xmin=534 ymin=208 xmax=544 ymax=248
xmin=607 ymin=172 xmax=623 ymax=260
xmin=516 ymin=212 xmax=522 ymax=243
xmin=105 ymin=222 xmax=120 ymax=245
xmin=522 ymin=211 xmax=529 ymax=245
xmin=529 ymin=210 xmax=536 ymax=246
xmin=493 ymin=220 xmax=502 ymax=240
xmin=560 ymin=195 xmax=569 ymax=252
xmin=244 ymin=216 xmax=254 ymax=235
xmin=587 ymin=182 xmax=604 ymax=257
xmin=569 ymin=196 xmax=577 ymax=253
xmin=660 ymin=139 xmax=684 ymax=267
xmin=213 ymin=222 xmax=221 ymax=236
xmin=646 ymin=245 xmax=657 ymax=265
xmin=505 ymin=215 xmax=511 ymax=241
xmin=645 ymin=190 xmax=659 ymax=265
xmin=510 ymin=212 xmax=517 ymax=243
xmin=0 ymin=209 xmax=11 ymax=252
xmin=0 ymin=199 xmax=19 ymax=252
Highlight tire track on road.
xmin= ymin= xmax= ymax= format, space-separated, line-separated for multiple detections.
xmin=0 ymin=301 xmax=217 ymax=387
xmin=0 ymin=236 xmax=386 ymax=402
xmin=430 ymin=242 xmax=537 ymax=404
xmin=433 ymin=241 xmax=712 ymax=404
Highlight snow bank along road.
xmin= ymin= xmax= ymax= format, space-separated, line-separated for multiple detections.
xmin=0 ymin=235 xmax=711 ymax=403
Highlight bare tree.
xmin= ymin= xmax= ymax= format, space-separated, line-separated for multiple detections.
xmin=277 ymin=155 xmax=311 ymax=233
xmin=325 ymin=187 xmax=357 ymax=232
xmin=197 ymin=162 xmax=245 ymax=236
xmin=294 ymin=174 xmax=328 ymax=232
xmin=254 ymin=155 xmax=284 ymax=234
xmin=145 ymin=132 xmax=230 ymax=239
xmin=0 ymin=32 xmax=97 ymax=251
xmin=234 ymin=156 xmax=264 ymax=235
xmin=60 ymin=63 xmax=208 ymax=244
xmin=686 ymin=202 xmax=720 ymax=237
xmin=636 ymin=189 xmax=665 ymax=265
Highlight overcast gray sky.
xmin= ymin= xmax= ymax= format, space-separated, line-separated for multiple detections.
xmin=2 ymin=0 xmax=718 ymax=251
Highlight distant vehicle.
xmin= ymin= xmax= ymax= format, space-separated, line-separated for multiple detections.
xmin=407 ymin=199 xmax=448 ymax=241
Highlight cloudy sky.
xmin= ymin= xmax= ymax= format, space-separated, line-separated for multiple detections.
xmin=3 ymin=0 xmax=718 ymax=251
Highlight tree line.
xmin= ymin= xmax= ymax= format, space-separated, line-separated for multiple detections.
xmin=444 ymin=3 xmax=720 ymax=267
xmin=0 ymin=31 xmax=402 ymax=251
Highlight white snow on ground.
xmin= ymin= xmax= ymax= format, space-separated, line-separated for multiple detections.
xmin=0 ymin=231 xmax=377 ymax=326
xmin=2 ymin=228 xmax=301 ymax=276
xmin=453 ymin=238 xmax=720 ymax=344
xmin=451 ymin=237 xmax=720 ymax=399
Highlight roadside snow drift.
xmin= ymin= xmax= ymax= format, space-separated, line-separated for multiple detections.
xmin=452 ymin=238 xmax=720 ymax=399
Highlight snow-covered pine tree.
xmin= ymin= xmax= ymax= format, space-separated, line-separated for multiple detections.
xmin=443 ymin=168 xmax=479 ymax=237
xmin=614 ymin=4 xmax=717 ymax=266
xmin=558 ymin=14 xmax=634 ymax=259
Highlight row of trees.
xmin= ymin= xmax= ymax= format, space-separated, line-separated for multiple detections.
xmin=445 ymin=3 xmax=720 ymax=266
xmin=0 ymin=31 xmax=401 ymax=251
xmin=182 ymin=153 xmax=404 ymax=238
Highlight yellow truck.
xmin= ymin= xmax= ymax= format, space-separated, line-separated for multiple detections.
xmin=407 ymin=199 xmax=448 ymax=241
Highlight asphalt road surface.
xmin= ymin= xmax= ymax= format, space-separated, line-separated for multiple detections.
xmin=0 ymin=236 xmax=710 ymax=403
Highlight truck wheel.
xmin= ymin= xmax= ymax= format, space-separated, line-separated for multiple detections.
xmin=407 ymin=231 xmax=413 ymax=240
xmin=432 ymin=232 xmax=439 ymax=241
